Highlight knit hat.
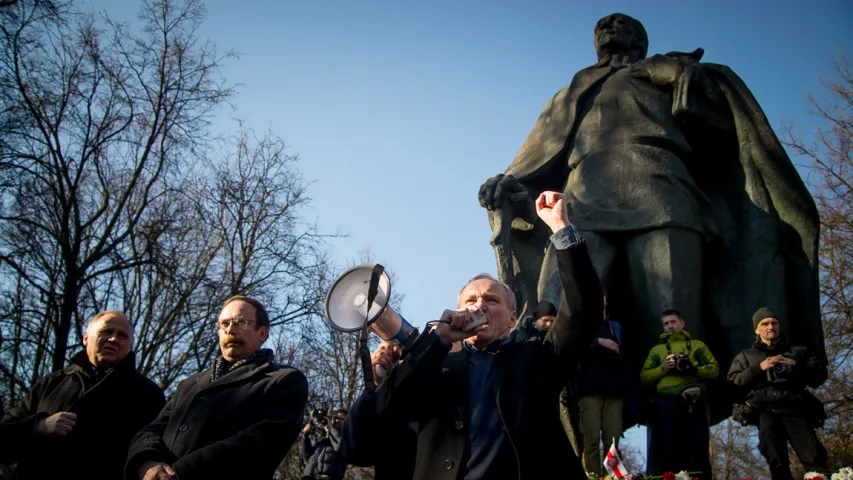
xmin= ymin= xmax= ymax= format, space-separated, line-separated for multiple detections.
xmin=534 ymin=300 xmax=557 ymax=320
xmin=752 ymin=307 xmax=776 ymax=328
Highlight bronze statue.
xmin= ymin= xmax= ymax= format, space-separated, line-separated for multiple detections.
xmin=478 ymin=13 xmax=823 ymax=422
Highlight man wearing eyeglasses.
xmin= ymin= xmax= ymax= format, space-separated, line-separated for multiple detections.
xmin=125 ymin=295 xmax=309 ymax=480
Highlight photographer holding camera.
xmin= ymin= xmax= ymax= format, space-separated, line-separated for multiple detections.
xmin=300 ymin=407 xmax=348 ymax=480
xmin=727 ymin=307 xmax=828 ymax=480
xmin=641 ymin=309 xmax=719 ymax=479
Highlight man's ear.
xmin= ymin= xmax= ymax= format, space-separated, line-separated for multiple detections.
xmin=82 ymin=330 xmax=90 ymax=348
xmin=261 ymin=325 xmax=269 ymax=342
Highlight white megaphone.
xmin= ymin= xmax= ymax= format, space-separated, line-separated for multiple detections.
xmin=324 ymin=264 xmax=417 ymax=346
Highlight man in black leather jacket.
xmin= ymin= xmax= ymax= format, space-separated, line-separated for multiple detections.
xmin=727 ymin=307 xmax=828 ymax=480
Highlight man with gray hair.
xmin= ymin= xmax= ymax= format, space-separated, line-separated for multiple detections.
xmin=1 ymin=311 xmax=165 ymax=480
xmin=376 ymin=191 xmax=602 ymax=479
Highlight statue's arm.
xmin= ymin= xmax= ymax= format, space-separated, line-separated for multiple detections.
xmin=671 ymin=62 xmax=735 ymax=132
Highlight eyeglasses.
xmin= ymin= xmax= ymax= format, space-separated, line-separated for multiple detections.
xmin=215 ymin=316 xmax=256 ymax=330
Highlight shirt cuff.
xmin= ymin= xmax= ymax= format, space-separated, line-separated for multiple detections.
xmin=550 ymin=223 xmax=582 ymax=249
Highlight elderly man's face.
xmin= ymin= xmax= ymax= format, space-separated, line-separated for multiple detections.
xmin=594 ymin=14 xmax=643 ymax=58
xmin=458 ymin=278 xmax=516 ymax=345
xmin=755 ymin=317 xmax=780 ymax=344
xmin=83 ymin=313 xmax=132 ymax=368
xmin=217 ymin=300 xmax=268 ymax=362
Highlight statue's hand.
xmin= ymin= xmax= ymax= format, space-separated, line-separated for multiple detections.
xmin=629 ymin=54 xmax=685 ymax=88
xmin=478 ymin=174 xmax=536 ymax=222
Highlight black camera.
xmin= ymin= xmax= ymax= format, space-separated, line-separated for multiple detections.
xmin=770 ymin=353 xmax=795 ymax=379
xmin=772 ymin=362 xmax=791 ymax=374
xmin=673 ymin=353 xmax=693 ymax=372
xmin=309 ymin=408 xmax=329 ymax=427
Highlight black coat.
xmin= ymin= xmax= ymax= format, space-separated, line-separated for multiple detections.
xmin=0 ymin=351 xmax=165 ymax=480
xmin=299 ymin=428 xmax=347 ymax=479
xmin=727 ymin=337 xmax=827 ymax=412
xmin=339 ymin=388 xmax=417 ymax=480
xmin=575 ymin=318 xmax=625 ymax=398
xmin=125 ymin=349 xmax=308 ymax=480
xmin=376 ymin=243 xmax=602 ymax=480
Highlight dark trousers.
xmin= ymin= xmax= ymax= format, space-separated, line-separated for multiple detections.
xmin=758 ymin=411 xmax=827 ymax=480
xmin=647 ymin=396 xmax=712 ymax=480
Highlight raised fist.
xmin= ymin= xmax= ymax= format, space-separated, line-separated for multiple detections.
xmin=535 ymin=191 xmax=571 ymax=233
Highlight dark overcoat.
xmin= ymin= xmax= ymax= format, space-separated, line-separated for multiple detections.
xmin=1 ymin=351 xmax=165 ymax=480
xmin=125 ymin=350 xmax=308 ymax=480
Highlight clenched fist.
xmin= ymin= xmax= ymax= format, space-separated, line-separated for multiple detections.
xmin=535 ymin=191 xmax=571 ymax=233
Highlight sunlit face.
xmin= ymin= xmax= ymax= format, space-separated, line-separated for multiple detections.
xmin=457 ymin=278 xmax=517 ymax=346
xmin=83 ymin=313 xmax=132 ymax=368
xmin=755 ymin=317 xmax=780 ymax=343
xmin=217 ymin=300 xmax=268 ymax=362
xmin=534 ymin=315 xmax=556 ymax=332
xmin=661 ymin=314 xmax=685 ymax=334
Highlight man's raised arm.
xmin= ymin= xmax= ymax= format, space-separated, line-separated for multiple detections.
xmin=536 ymin=191 xmax=603 ymax=362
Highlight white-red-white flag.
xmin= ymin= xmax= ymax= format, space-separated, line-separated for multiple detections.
xmin=603 ymin=438 xmax=629 ymax=479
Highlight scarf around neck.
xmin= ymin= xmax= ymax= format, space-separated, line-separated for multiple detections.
xmin=210 ymin=348 xmax=272 ymax=384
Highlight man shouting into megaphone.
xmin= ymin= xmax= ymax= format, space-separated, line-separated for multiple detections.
xmin=343 ymin=192 xmax=602 ymax=480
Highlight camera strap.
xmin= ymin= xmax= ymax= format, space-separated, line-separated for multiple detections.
xmin=665 ymin=337 xmax=692 ymax=355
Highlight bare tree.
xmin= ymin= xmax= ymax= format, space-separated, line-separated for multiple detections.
xmin=69 ymin=123 xmax=335 ymax=394
xmin=783 ymin=52 xmax=853 ymax=471
xmin=708 ymin=420 xmax=769 ymax=479
xmin=0 ymin=0 xmax=233 ymax=397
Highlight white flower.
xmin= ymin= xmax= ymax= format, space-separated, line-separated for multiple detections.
xmin=831 ymin=467 xmax=853 ymax=480
xmin=805 ymin=472 xmax=826 ymax=480
xmin=675 ymin=471 xmax=692 ymax=480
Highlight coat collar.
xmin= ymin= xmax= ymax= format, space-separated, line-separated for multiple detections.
xmin=753 ymin=333 xmax=788 ymax=350
xmin=67 ymin=350 xmax=137 ymax=376
xmin=659 ymin=330 xmax=692 ymax=343
xmin=197 ymin=348 xmax=276 ymax=391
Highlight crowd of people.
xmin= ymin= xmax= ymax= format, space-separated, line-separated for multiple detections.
xmin=336 ymin=195 xmax=829 ymax=480
xmin=0 ymin=191 xmax=832 ymax=480
xmin=0 ymin=191 xmax=830 ymax=480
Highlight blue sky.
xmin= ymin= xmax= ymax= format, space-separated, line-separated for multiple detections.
xmin=179 ymin=0 xmax=851 ymax=332
xmin=84 ymin=0 xmax=852 ymax=466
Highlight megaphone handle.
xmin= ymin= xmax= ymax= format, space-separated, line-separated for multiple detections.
xmin=358 ymin=327 xmax=376 ymax=393
xmin=366 ymin=264 xmax=385 ymax=312
xmin=359 ymin=325 xmax=376 ymax=393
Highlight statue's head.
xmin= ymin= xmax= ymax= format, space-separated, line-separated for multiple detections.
xmin=594 ymin=13 xmax=648 ymax=61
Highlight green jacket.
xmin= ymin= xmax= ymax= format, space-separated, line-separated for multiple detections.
xmin=640 ymin=330 xmax=719 ymax=396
